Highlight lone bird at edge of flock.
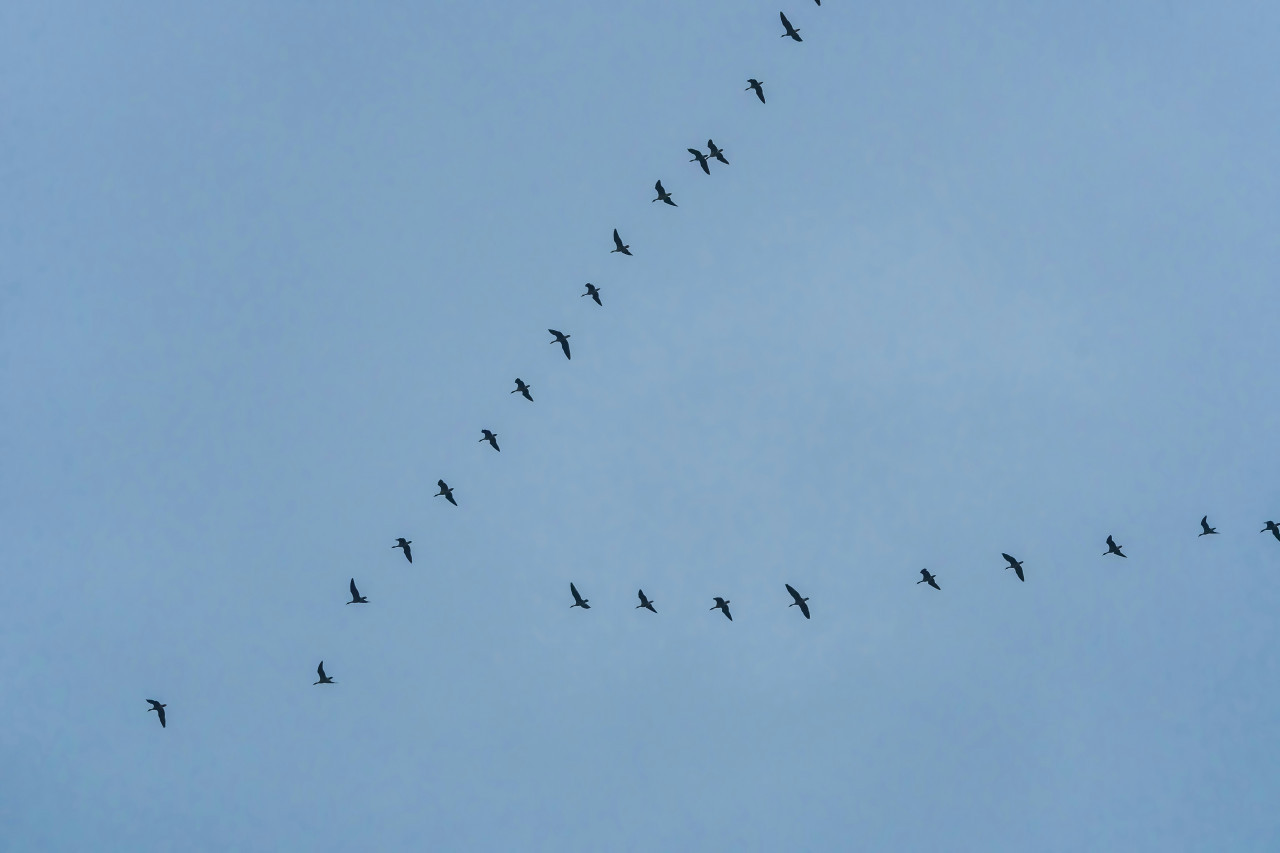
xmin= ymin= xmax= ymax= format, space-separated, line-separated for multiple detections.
xmin=548 ymin=329 xmax=571 ymax=360
xmin=479 ymin=429 xmax=500 ymax=451
xmin=436 ymin=479 xmax=457 ymax=506
xmin=1199 ymin=516 xmax=1218 ymax=536
xmin=512 ymin=378 xmax=533 ymax=401
xmin=785 ymin=583 xmax=810 ymax=619
xmin=582 ymin=283 xmax=602 ymax=305
xmin=636 ymin=589 xmax=657 ymax=613
xmin=347 ymin=578 xmax=368 ymax=604
xmin=1104 ymin=535 xmax=1126 ymax=558
xmin=747 ymin=79 xmax=765 ymax=103
xmin=314 ymin=661 xmax=335 ymax=685
xmin=1002 ymin=552 xmax=1025 ymax=582
xmin=652 ymin=180 xmax=676 ymax=206
xmin=611 ymin=228 xmax=632 ymax=255
xmin=711 ymin=596 xmax=733 ymax=621
xmin=780 ymin=11 xmax=802 ymax=41
xmin=146 ymin=699 xmax=166 ymax=728
xmin=393 ymin=537 xmax=412 ymax=563
xmin=570 ymin=582 xmax=590 ymax=609
xmin=917 ymin=569 xmax=941 ymax=590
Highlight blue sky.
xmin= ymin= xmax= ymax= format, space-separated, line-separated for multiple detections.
xmin=4 ymin=2 xmax=1280 ymax=850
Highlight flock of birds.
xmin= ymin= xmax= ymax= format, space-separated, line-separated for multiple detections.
xmin=142 ymin=5 xmax=1280 ymax=728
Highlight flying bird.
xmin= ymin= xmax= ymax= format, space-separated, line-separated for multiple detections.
xmin=146 ymin=699 xmax=167 ymax=728
xmin=1199 ymin=516 xmax=1218 ymax=536
xmin=652 ymin=180 xmax=677 ymax=206
xmin=636 ymin=589 xmax=657 ymax=613
xmin=314 ymin=661 xmax=335 ymax=685
xmin=780 ymin=11 xmax=802 ymax=41
xmin=707 ymin=140 xmax=729 ymax=165
xmin=570 ymin=582 xmax=590 ymax=609
xmin=548 ymin=329 xmax=571 ymax=360
xmin=611 ymin=228 xmax=632 ymax=255
xmin=1104 ymin=535 xmax=1126 ymax=558
xmin=435 ymin=479 xmax=456 ymax=506
xmin=1002 ymin=553 xmax=1025 ymax=582
xmin=347 ymin=578 xmax=368 ymax=604
xmin=688 ymin=148 xmax=711 ymax=175
xmin=711 ymin=596 xmax=733 ymax=621
xmin=512 ymin=378 xmax=533 ymax=401
xmin=785 ymin=583 xmax=810 ymax=619
xmin=393 ymin=537 xmax=412 ymax=563
xmin=480 ymin=429 xmax=500 ymax=452
xmin=917 ymin=569 xmax=941 ymax=590
xmin=746 ymin=79 xmax=765 ymax=103
xmin=582 ymin=283 xmax=602 ymax=306
xmin=1263 ymin=521 xmax=1280 ymax=542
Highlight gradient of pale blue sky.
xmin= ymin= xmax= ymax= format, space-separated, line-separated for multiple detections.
xmin=4 ymin=2 xmax=1280 ymax=850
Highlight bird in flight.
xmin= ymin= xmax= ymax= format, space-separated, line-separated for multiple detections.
xmin=347 ymin=578 xmax=368 ymax=604
xmin=636 ymin=589 xmax=657 ymax=613
xmin=146 ymin=699 xmax=167 ymax=728
xmin=1198 ymin=516 xmax=1218 ymax=536
xmin=570 ymin=582 xmax=590 ymax=609
xmin=480 ymin=429 xmax=500 ymax=452
xmin=314 ymin=661 xmax=335 ymax=685
xmin=785 ymin=584 xmax=810 ymax=619
xmin=746 ymin=79 xmax=765 ymax=103
xmin=711 ymin=596 xmax=733 ymax=621
xmin=688 ymin=147 xmax=711 ymax=175
xmin=611 ymin=228 xmax=632 ymax=255
xmin=780 ymin=11 xmax=802 ymax=41
xmin=393 ymin=537 xmax=412 ymax=563
xmin=707 ymin=140 xmax=729 ymax=165
xmin=548 ymin=329 xmax=571 ymax=360
xmin=1002 ymin=553 xmax=1025 ymax=582
xmin=582 ymin=283 xmax=602 ymax=306
xmin=512 ymin=378 xmax=533 ymax=401
xmin=1104 ymin=535 xmax=1126 ymax=558
xmin=435 ymin=479 xmax=457 ymax=506
xmin=652 ymin=180 xmax=677 ymax=206
xmin=1263 ymin=521 xmax=1280 ymax=542
xmin=917 ymin=569 xmax=941 ymax=590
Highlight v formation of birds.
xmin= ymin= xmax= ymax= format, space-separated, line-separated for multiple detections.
xmin=142 ymin=6 xmax=1278 ymax=726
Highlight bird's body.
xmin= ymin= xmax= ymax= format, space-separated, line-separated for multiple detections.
xmin=480 ymin=429 xmax=500 ymax=452
xmin=347 ymin=578 xmax=368 ymax=604
xmin=393 ymin=537 xmax=412 ymax=563
xmin=570 ymin=582 xmax=590 ymax=609
xmin=314 ymin=661 xmax=335 ymax=685
xmin=707 ymin=140 xmax=729 ymax=165
xmin=636 ymin=589 xmax=657 ymax=613
xmin=1002 ymin=552 xmax=1025 ymax=582
xmin=746 ymin=79 xmax=765 ymax=103
xmin=582 ymin=283 xmax=602 ymax=306
xmin=512 ymin=378 xmax=533 ymax=401
xmin=688 ymin=148 xmax=711 ymax=175
xmin=785 ymin=583 xmax=810 ymax=619
xmin=435 ymin=479 xmax=457 ymax=506
xmin=549 ymin=329 xmax=571 ymax=360
xmin=146 ymin=699 xmax=167 ymax=728
xmin=1198 ymin=516 xmax=1218 ymax=536
xmin=611 ymin=228 xmax=632 ymax=255
xmin=917 ymin=569 xmax=941 ymax=590
xmin=1264 ymin=521 xmax=1280 ymax=542
xmin=652 ymin=180 xmax=677 ymax=206
xmin=711 ymin=596 xmax=733 ymax=621
xmin=1104 ymin=535 xmax=1126 ymax=558
xmin=780 ymin=11 xmax=802 ymax=41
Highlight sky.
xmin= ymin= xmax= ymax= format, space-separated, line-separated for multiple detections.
xmin=3 ymin=1 xmax=1280 ymax=850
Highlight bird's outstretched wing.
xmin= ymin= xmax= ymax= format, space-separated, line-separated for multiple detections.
xmin=613 ymin=229 xmax=625 ymax=250
xmin=798 ymin=600 xmax=810 ymax=619
xmin=785 ymin=583 xmax=801 ymax=602
xmin=156 ymin=706 xmax=165 ymax=727
xmin=928 ymin=577 xmax=941 ymax=590
xmin=403 ymin=543 xmax=412 ymax=563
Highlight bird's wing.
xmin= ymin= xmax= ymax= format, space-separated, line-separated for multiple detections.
xmin=655 ymin=180 xmax=664 ymax=193
xmin=785 ymin=583 xmax=800 ymax=601
xmin=929 ymin=578 xmax=941 ymax=590
xmin=560 ymin=340 xmax=571 ymax=359
xmin=613 ymin=229 xmax=624 ymax=249
xmin=157 ymin=707 xmax=166 ymax=727
xmin=1015 ymin=566 xmax=1025 ymax=582
xmin=317 ymin=662 xmax=326 ymax=678
xmin=781 ymin=12 xmax=792 ymax=28
xmin=350 ymin=578 xmax=360 ymax=598
xmin=404 ymin=544 xmax=412 ymax=562
xmin=724 ymin=606 xmax=733 ymax=621
xmin=799 ymin=601 xmax=810 ymax=619
xmin=571 ymin=582 xmax=581 ymax=601
xmin=1002 ymin=553 xmax=1016 ymax=566
xmin=1107 ymin=535 xmax=1116 ymax=548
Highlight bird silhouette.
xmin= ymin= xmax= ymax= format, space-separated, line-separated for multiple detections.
xmin=611 ymin=228 xmax=632 ymax=255
xmin=347 ymin=578 xmax=368 ymax=604
xmin=917 ymin=569 xmax=941 ymax=590
xmin=479 ymin=429 xmax=500 ymax=452
xmin=746 ymin=79 xmax=766 ymax=103
xmin=1002 ymin=553 xmax=1026 ymax=582
xmin=548 ymin=329 xmax=571 ymax=360
xmin=435 ymin=479 xmax=457 ymax=506
xmin=146 ymin=699 xmax=166 ymax=728
xmin=636 ymin=589 xmax=657 ymax=613
xmin=711 ymin=597 xmax=733 ymax=621
xmin=512 ymin=378 xmax=533 ymax=401
xmin=314 ymin=661 xmax=335 ymax=685
xmin=1199 ymin=516 xmax=1218 ymax=536
xmin=652 ymin=180 xmax=677 ymax=206
xmin=785 ymin=583 xmax=810 ymax=618
xmin=582 ymin=283 xmax=602 ymax=306
xmin=688 ymin=148 xmax=711 ymax=175
xmin=1263 ymin=521 xmax=1280 ymax=542
xmin=393 ymin=537 xmax=412 ymax=563
xmin=1104 ymin=535 xmax=1126 ymax=558
xmin=570 ymin=582 xmax=590 ymax=609
xmin=780 ymin=11 xmax=802 ymax=41
xmin=707 ymin=140 xmax=729 ymax=165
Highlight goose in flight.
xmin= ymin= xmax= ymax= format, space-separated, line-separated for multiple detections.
xmin=1263 ymin=521 xmax=1280 ymax=542
xmin=1199 ymin=516 xmax=1218 ymax=536
xmin=746 ymin=79 xmax=765 ymax=103
xmin=512 ymin=378 xmax=533 ymax=401
xmin=917 ymin=569 xmax=940 ymax=590
xmin=1104 ymin=535 xmax=1126 ymax=558
xmin=314 ymin=661 xmax=335 ymax=685
xmin=636 ymin=589 xmax=657 ymax=613
xmin=570 ymin=582 xmax=590 ymax=609
xmin=711 ymin=596 xmax=733 ymax=621
xmin=688 ymin=147 xmax=711 ymax=175
xmin=480 ymin=429 xmax=500 ymax=451
xmin=652 ymin=180 xmax=677 ymax=206
xmin=707 ymin=140 xmax=729 ymax=165
xmin=347 ymin=578 xmax=368 ymax=604
xmin=435 ymin=479 xmax=457 ymax=506
xmin=780 ymin=11 xmax=802 ymax=41
xmin=611 ymin=228 xmax=632 ymax=255
xmin=146 ymin=699 xmax=167 ymax=728
xmin=548 ymin=329 xmax=571 ymax=360
xmin=1002 ymin=553 xmax=1025 ymax=582
xmin=785 ymin=584 xmax=810 ymax=619
xmin=393 ymin=537 xmax=412 ymax=563
xmin=582 ymin=283 xmax=602 ymax=306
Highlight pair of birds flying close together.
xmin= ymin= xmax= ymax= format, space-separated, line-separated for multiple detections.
xmin=688 ymin=141 xmax=729 ymax=175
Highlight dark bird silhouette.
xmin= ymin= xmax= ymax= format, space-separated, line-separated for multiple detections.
xmin=917 ymin=569 xmax=941 ymax=590
xmin=146 ymin=699 xmax=166 ymax=728
xmin=785 ymin=583 xmax=810 ymax=619
xmin=512 ymin=378 xmax=533 ymax=401
xmin=1263 ymin=521 xmax=1280 ymax=542
xmin=582 ymin=283 xmax=602 ymax=306
xmin=636 ymin=589 xmax=657 ymax=613
xmin=707 ymin=139 xmax=729 ymax=165
xmin=746 ymin=79 xmax=765 ymax=103
xmin=611 ymin=228 xmax=632 ymax=255
xmin=480 ymin=429 xmax=500 ymax=452
xmin=711 ymin=596 xmax=733 ymax=621
xmin=1199 ymin=516 xmax=1218 ymax=536
xmin=570 ymin=582 xmax=590 ymax=609
xmin=1002 ymin=553 xmax=1025 ymax=582
xmin=548 ymin=329 xmax=571 ymax=360
xmin=1104 ymin=535 xmax=1126 ymax=558
xmin=652 ymin=180 xmax=677 ymax=206
xmin=314 ymin=661 xmax=335 ymax=685
xmin=780 ymin=11 xmax=802 ymax=41
xmin=435 ymin=479 xmax=457 ymax=506
xmin=347 ymin=578 xmax=368 ymax=604
xmin=688 ymin=148 xmax=711 ymax=175
xmin=393 ymin=537 xmax=412 ymax=563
